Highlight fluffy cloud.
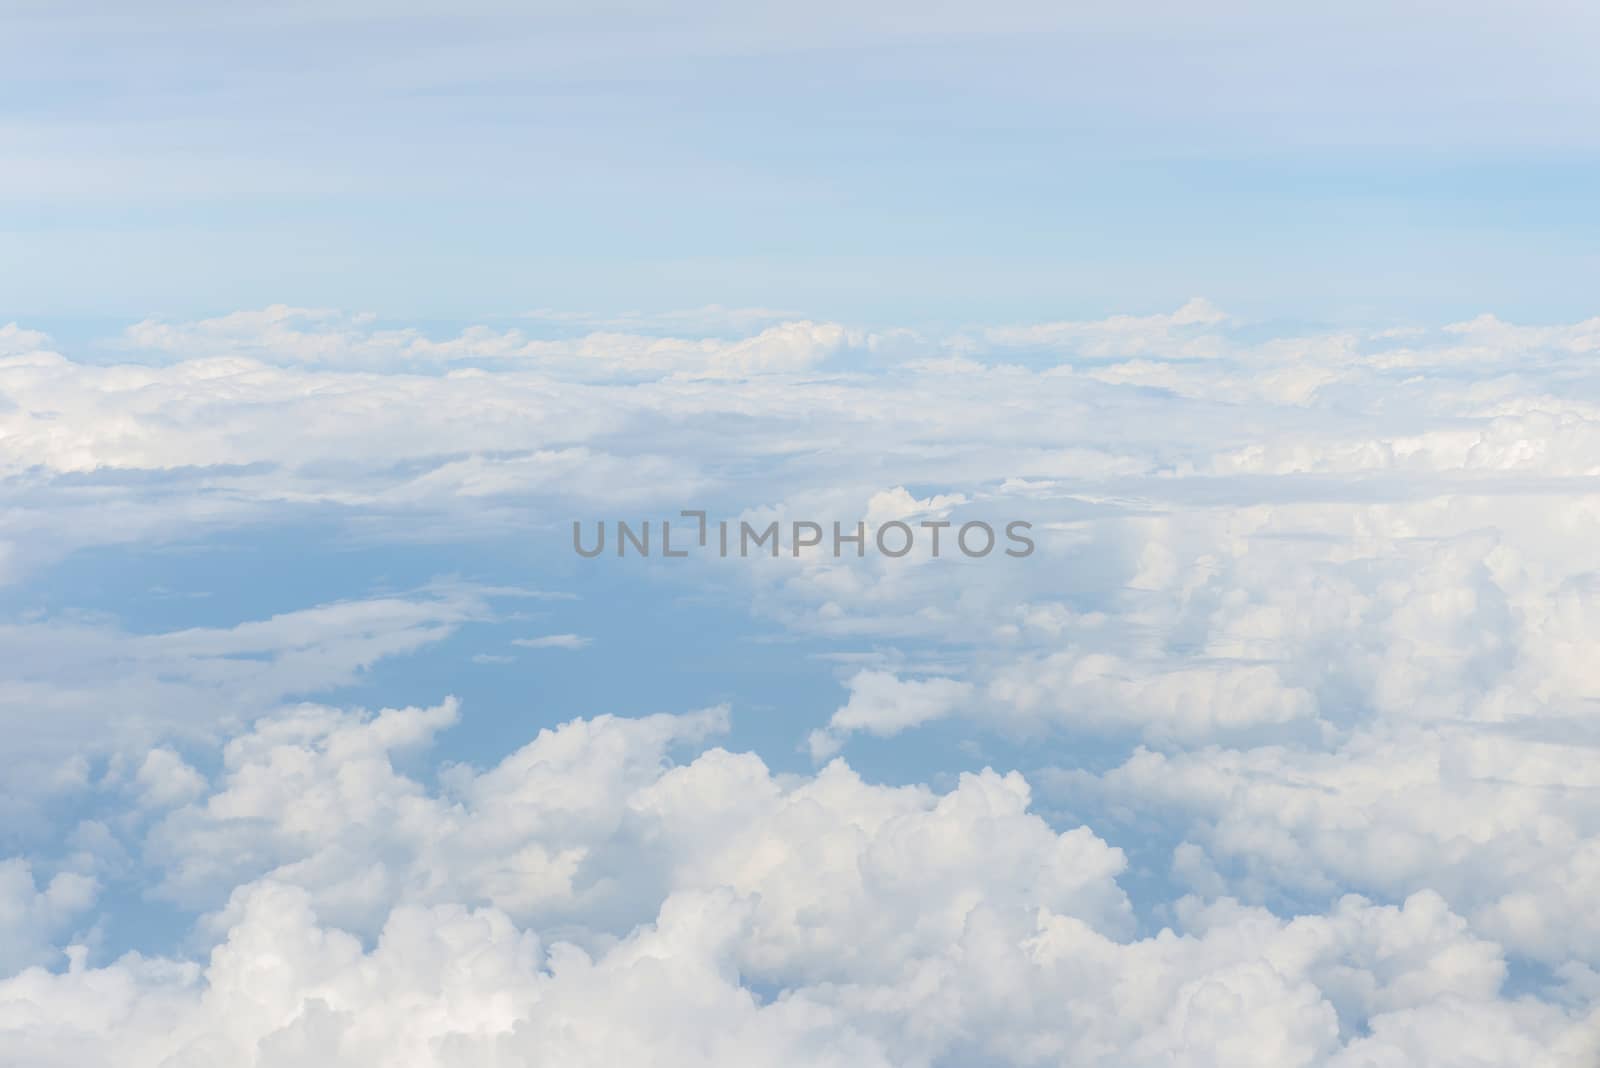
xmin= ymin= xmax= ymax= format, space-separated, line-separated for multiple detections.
xmin=0 ymin=587 xmax=512 ymax=818
xmin=0 ymin=860 xmax=97 ymax=976
xmin=7 ymin=302 xmax=1600 ymax=1062
xmin=807 ymin=670 xmax=973 ymax=758
xmin=1070 ymin=719 xmax=1600 ymax=968
xmin=138 ymin=702 xmax=1129 ymax=951
xmin=8 ymin=703 xmax=1596 ymax=1068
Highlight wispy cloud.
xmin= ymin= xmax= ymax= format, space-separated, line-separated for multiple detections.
xmin=511 ymin=633 xmax=591 ymax=651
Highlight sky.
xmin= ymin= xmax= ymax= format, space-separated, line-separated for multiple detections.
xmin=4 ymin=4 xmax=1600 ymax=1067
xmin=6 ymin=1 xmax=1600 ymax=326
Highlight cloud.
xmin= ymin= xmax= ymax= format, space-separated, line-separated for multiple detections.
xmin=12 ymin=300 xmax=1600 ymax=592
xmin=520 ymin=305 xmax=804 ymax=333
xmin=1065 ymin=719 xmax=1600 ymax=967
xmin=2 ymin=704 xmax=1596 ymax=1067
xmin=132 ymin=750 xmax=208 ymax=810
xmin=807 ymin=669 xmax=973 ymax=759
xmin=0 ymin=588 xmax=501 ymax=817
xmin=0 ymin=861 xmax=97 ymax=977
xmin=6 ymin=303 xmax=1600 ymax=1060
xmin=0 ymin=323 xmax=53 ymax=357
xmin=980 ymin=298 xmax=1231 ymax=359
xmin=119 ymin=307 xmax=858 ymax=380
xmin=511 ymin=634 xmax=591 ymax=650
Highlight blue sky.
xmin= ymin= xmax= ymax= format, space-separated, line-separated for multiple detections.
xmin=6 ymin=1 xmax=1600 ymax=326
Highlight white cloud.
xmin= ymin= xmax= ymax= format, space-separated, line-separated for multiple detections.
xmin=6 ymin=304 xmax=1600 ymax=1060
xmin=980 ymin=298 xmax=1231 ymax=359
xmin=0 ymin=861 xmax=97 ymax=977
xmin=0 ymin=589 xmax=502 ymax=817
xmin=119 ymin=307 xmax=857 ymax=380
xmin=0 ymin=323 xmax=53 ymax=357
xmin=807 ymin=669 xmax=973 ymax=758
xmin=1 ymin=705 xmax=1596 ymax=1066
xmin=511 ymin=634 xmax=591 ymax=650
xmin=1069 ymin=719 xmax=1600 ymax=968
xmin=133 ymin=750 xmax=208 ymax=810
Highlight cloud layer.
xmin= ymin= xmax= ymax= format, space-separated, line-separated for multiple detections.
xmin=4 ymin=302 xmax=1600 ymax=1064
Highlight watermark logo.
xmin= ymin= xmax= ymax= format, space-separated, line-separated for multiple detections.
xmin=573 ymin=511 xmax=1034 ymax=559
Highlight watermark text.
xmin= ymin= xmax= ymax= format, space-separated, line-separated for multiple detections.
xmin=572 ymin=512 xmax=1034 ymax=559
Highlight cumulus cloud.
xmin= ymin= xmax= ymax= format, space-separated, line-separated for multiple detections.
xmin=18 ymin=299 xmax=1599 ymax=587
xmin=0 ymin=587 xmax=508 ymax=816
xmin=133 ymin=750 xmax=208 ymax=810
xmin=807 ymin=669 xmax=973 ymax=759
xmin=0 ymin=860 xmax=97 ymax=976
xmin=1067 ymin=720 xmax=1600 ymax=968
xmin=11 ymin=702 xmax=1598 ymax=1068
